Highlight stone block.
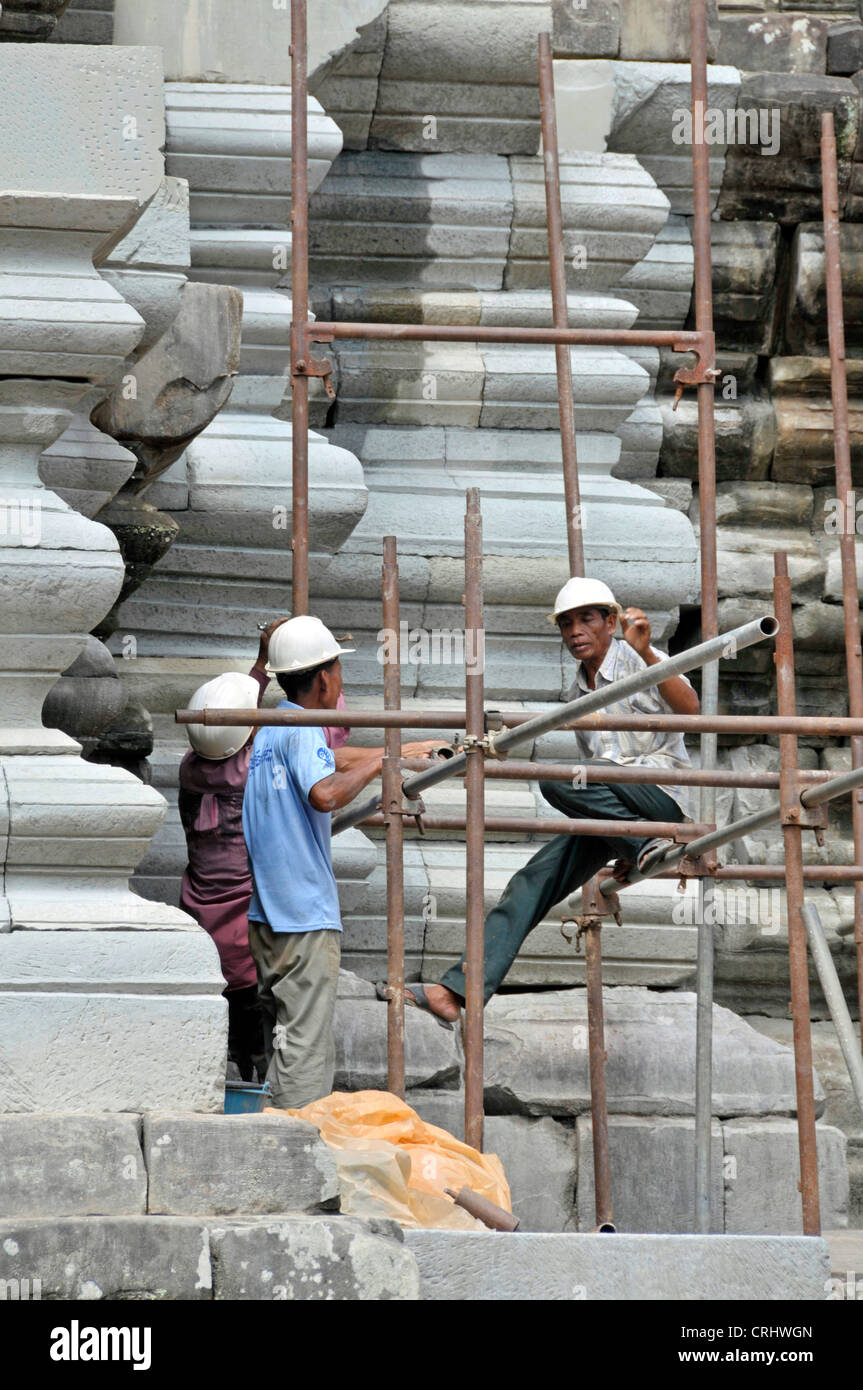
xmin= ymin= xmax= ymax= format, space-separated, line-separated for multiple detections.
xmin=717 ymin=74 xmax=858 ymax=224
xmin=712 ymin=221 xmax=780 ymax=354
xmin=659 ymin=393 xmax=775 ymax=481
xmin=619 ymin=0 xmax=719 ymax=62
xmin=827 ymin=20 xmax=863 ymax=74
xmin=209 ymin=1214 xmax=419 ymax=1300
xmin=404 ymin=1230 xmax=832 ymax=1300
xmin=143 ymin=1113 xmax=340 ymax=1216
xmin=334 ymin=990 xmax=460 ymax=1092
xmin=748 ymin=1018 xmax=863 ymax=1142
xmin=719 ymin=14 xmax=828 ymax=74
xmin=785 ymin=225 xmax=863 ymax=356
xmin=724 ymin=1119 xmax=848 ymax=1233
xmin=0 ymin=1216 xmax=212 ymax=1300
xmin=480 ymin=988 xmax=811 ymax=1119
xmin=552 ymin=0 xmax=620 ymax=59
xmin=51 ymin=3 xmax=116 ymax=46
xmin=770 ymin=356 xmax=863 ymax=486
xmin=0 ymin=1114 xmax=146 ymax=1218
xmin=714 ymin=482 xmax=814 ymax=528
xmin=0 ymin=44 xmax=163 ymax=209
xmin=406 ymin=1091 xmax=578 ymax=1232
xmin=370 ymin=2 xmax=549 ymax=155
xmin=0 ymin=930 xmax=226 ymax=1114
xmin=576 ymin=1115 xmax=724 ymax=1233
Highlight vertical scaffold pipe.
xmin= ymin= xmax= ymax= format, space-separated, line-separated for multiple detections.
xmin=774 ymin=552 xmax=821 ymax=1235
xmin=583 ymin=903 xmax=613 ymax=1228
xmin=538 ymin=31 xmax=585 ymax=577
xmin=382 ymin=538 xmax=405 ymax=1097
xmin=820 ymin=111 xmax=863 ymax=1050
xmin=290 ymin=0 xmax=310 ymax=615
xmin=464 ymin=489 xmax=486 ymax=1152
xmin=690 ymin=0 xmax=720 ymax=1235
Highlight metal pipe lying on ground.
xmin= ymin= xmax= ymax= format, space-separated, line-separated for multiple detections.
xmin=329 ymin=617 xmax=779 ymax=834
xmin=801 ymin=904 xmax=863 ymax=1121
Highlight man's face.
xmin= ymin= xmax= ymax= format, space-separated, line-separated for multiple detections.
xmin=557 ymin=606 xmax=617 ymax=664
xmin=318 ymin=658 xmax=344 ymax=709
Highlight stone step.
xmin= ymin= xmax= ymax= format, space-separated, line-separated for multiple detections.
xmin=0 ymin=1213 xmax=417 ymax=1301
xmin=404 ymin=1230 xmax=831 ymax=1300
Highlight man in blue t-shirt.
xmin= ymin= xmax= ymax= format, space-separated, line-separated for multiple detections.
xmin=242 ymin=616 xmax=444 ymax=1108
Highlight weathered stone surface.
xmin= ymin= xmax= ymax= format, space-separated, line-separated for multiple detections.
xmin=714 ymin=481 xmax=814 ymax=528
xmin=747 ymin=1018 xmax=863 ymax=1142
xmin=0 ymin=1114 xmax=146 ymax=1218
xmin=0 ymin=1216 xmax=212 ymax=1300
xmin=552 ymin=0 xmax=620 ymax=59
xmin=576 ymin=1116 xmax=724 ymax=1233
xmin=0 ymin=0 xmax=73 ymax=41
xmin=716 ymin=527 xmax=824 ymax=600
xmin=619 ymin=0 xmax=719 ymax=62
xmin=310 ymin=11 xmax=388 ymax=149
xmin=827 ymin=19 xmax=863 ymax=74
xmin=334 ymin=976 xmax=461 ymax=1091
xmin=718 ymin=74 xmax=858 ymax=224
xmin=92 ymin=281 xmax=243 ymax=493
xmin=143 ymin=1113 xmax=340 ymax=1216
xmin=209 ymin=1214 xmax=419 ymax=1300
xmin=724 ymin=1119 xmax=848 ymax=1233
xmin=711 ymin=221 xmax=780 ymax=354
xmin=39 ymin=417 xmax=136 ymax=521
xmin=719 ymin=13 xmax=828 ymax=74
xmin=51 ymin=1 xmax=115 ymax=46
xmin=607 ymin=62 xmax=741 ymax=215
xmin=407 ymin=1090 xmax=577 ymax=1232
xmin=370 ymin=2 xmax=549 ymax=155
xmin=770 ymin=356 xmax=863 ymax=486
xmin=785 ymin=225 xmax=863 ymax=356
xmin=405 ymin=1230 xmax=832 ymax=1300
xmin=481 ymin=989 xmax=814 ymax=1118
xmin=658 ymin=393 xmax=775 ymax=481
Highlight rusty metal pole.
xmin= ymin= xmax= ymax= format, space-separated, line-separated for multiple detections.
xmin=382 ymin=537 xmax=405 ymax=1096
xmin=774 ymin=552 xmax=821 ymax=1235
xmin=464 ymin=488 xmax=486 ymax=1151
xmin=581 ymin=880 xmax=613 ymax=1228
xmin=290 ymin=0 xmax=310 ymax=615
xmin=538 ymin=32 xmax=584 ymax=577
xmin=690 ymin=0 xmax=720 ymax=1234
xmin=821 ymin=110 xmax=863 ymax=1049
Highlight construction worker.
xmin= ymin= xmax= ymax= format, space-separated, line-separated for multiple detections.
xmin=242 ymin=615 xmax=445 ymax=1108
xmin=180 ymin=619 xmax=350 ymax=1083
xmin=404 ymin=578 xmax=700 ymax=1026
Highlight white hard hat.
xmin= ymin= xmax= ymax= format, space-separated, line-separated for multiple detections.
xmin=186 ymin=673 xmax=260 ymax=760
xmin=548 ymin=577 xmax=623 ymax=624
xmin=266 ymin=615 xmax=355 ymax=676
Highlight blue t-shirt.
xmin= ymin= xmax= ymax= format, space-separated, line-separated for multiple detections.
xmin=242 ymin=701 xmax=341 ymax=933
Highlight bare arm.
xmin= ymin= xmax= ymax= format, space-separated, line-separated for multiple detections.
xmin=308 ymin=754 xmax=384 ymax=813
xmin=619 ymin=607 xmax=700 ymax=716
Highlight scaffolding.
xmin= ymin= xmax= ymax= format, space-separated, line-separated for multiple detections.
xmin=177 ymin=0 xmax=863 ymax=1237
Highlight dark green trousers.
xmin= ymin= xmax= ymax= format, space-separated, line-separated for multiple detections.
xmin=438 ymin=762 xmax=684 ymax=1005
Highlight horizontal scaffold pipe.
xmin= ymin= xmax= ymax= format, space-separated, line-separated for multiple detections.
xmin=305 ymin=322 xmax=712 ymax=351
xmin=360 ymin=815 xmax=713 ymax=838
xmin=330 ymin=616 xmax=778 ymax=834
xmin=177 ymin=707 xmax=863 ymax=739
xmin=600 ymin=760 xmax=863 ymax=898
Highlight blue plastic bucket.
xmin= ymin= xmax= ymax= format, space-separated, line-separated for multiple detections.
xmin=224 ymin=1080 xmax=271 ymax=1115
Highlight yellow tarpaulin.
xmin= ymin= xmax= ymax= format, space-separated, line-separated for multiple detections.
xmin=266 ymin=1089 xmax=512 ymax=1230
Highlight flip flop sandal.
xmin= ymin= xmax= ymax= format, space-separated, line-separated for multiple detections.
xmin=636 ymin=837 xmax=674 ymax=874
xmin=375 ymin=979 xmax=455 ymax=1031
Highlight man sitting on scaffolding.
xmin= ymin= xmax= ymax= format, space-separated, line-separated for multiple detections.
xmin=405 ymin=577 xmax=701 ymax=1027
